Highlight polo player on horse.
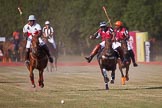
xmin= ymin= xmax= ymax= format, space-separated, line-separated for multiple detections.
xmin=42 ymin=21 xmax=57 ymax=50
xmin=114 ymin=21 xmax=138 ymax=67
xmin=23 ymin=15 xmax=53 ymax=65
xmin=85 ymin=21 xmax=124 ymax=65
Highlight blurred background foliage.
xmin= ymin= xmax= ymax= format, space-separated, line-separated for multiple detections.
xmin=0 ymin=0 xmax=162 ymax=55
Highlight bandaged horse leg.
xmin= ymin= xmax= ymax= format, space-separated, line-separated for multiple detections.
xmin=110 ymin=70 xmax=115 ymax=84
xmin=119 ymin=66 xmax=126 ymax=85
xmin=102 ymin=68 xmax=109 ymax=82
xmin=30 ymin=71 xmax=36 ymax=88
xmin=38 ymin=70 xmax=44 ymax=88
xmin=101 ymin=68 xmax=109 ymax=90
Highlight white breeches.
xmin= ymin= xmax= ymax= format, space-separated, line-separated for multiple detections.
xmin=26 ymin=35 xmax=45 ymax=48
xmin=100 ymin=41 xmax=132 ymax=50
xmin=100 ymin=41 xmax=121 ymax=50
xmin=99 ymin=41 xmax=106 ymax=48
xmin=112 ymin=42 xmax=121 ymax=49
xmin=48 ymin=37 xmax=56 ymax=49
xmin=127 ymin=41 xmax=132 ymax=50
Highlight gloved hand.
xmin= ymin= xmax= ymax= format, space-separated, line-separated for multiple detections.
xmin=89 ymin=35 xmax=95 ymax=39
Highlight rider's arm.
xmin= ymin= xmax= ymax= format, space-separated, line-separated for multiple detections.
xmin=90 ymin=28 xmax=102 ymax=40
xmin=23 ymin=25 xmax=29 ymax=38
xmin=42 ymin=27 xmax=46 ymax=38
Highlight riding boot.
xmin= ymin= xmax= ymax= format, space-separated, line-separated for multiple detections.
xmin=129 ymin=50 xmax=138 ymax=67
xmin=25 ymin=48 xmax=30 ymax=65
xmin=41 ymin=44 xmax=53 ymax=63
xmin=85 ymin=44 xmax=101 ymax=63
xmin=116 ymin=47 xmax=124 ymax=66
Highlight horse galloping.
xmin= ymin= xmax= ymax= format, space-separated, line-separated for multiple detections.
xmin=117 ymin=40 xmax=131 ymax=85
xmin=97 ymin=39 xmax=117 ymax=90
xmin=26 ymin=36 xmax=48 ymax=88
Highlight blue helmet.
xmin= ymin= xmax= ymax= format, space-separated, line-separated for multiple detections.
xmin=100 ymin=21 xmax=107 ymax=27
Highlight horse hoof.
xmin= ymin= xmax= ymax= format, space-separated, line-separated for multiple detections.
xmin=104 ymin=77 xmax=109 ymax=83
xmin=110 ymin=80 xmax=114 ymax=84
xmin=39 ymin=83 xmax=44 ymax=88
xmin=126 ymin=77 xmax=129 ymax=81
xmin=105 ymin=83 xmax=109 ymax=90
xmin=31 ymin=84 xmax=36 ymax=88
xmin=121 ymin=77 xmax=126 ymax=85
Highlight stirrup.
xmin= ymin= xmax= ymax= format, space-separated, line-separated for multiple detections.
xmin=85 ymin=56 xmax=92 ymax=63
xmin=133 ymin=63 xmax=138 ymax=67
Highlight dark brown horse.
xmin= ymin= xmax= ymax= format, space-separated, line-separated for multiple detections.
xmin=97 ymin=39 xmax=117 ymax=90
xmin=26 ymin=36 xmax=48 ymax=88
xmin=117 ymin=40 xmax=131 ymax=85
xmin=43 ymin=37 xmax=58 ymax=72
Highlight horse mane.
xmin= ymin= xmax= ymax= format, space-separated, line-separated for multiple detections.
xmin=31 ymin=36 xmax=46 ymax=58
xmin=101 ymin=39 xmax=113 ymax=56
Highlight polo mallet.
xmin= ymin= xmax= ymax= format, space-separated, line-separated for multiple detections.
xmin=18 ymin=7 xmax=22 ymax=15
xmin=102 ymin=6 xmax=112 ymax=27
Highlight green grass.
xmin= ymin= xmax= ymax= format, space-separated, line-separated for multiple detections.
xmin=0 ymin=62 xmax=162 ymax=108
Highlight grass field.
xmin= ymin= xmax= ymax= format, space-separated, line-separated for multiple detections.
xmin=0 ymin=56 xmax=162 ymax=108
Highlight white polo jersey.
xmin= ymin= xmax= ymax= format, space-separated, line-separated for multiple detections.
xmin=23 ymin=23 xmax=41 ymax=36
xmin=23 ymin=23 xmax=45 ymax=48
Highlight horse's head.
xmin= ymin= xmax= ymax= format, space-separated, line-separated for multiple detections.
xmin=102 ymin=39 xmax=114 ymax=59
xmin=31 ymin=36 xmax=39 ymax=55
xmin=121 ymin=40 xmax=128 ymax=54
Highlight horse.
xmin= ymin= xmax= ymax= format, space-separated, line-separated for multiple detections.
xmin=97 ymin=39 xmax=117 ymax=90
xmin=2 ymin=39 xmax=26 ymax=62
xmin=117 ymin=40 xmax=131 ymax=85
xmin=43 ymin=37 xmax=58 ymax=72
xmin=26 ymin=36 xmax=48 ymax=88
xmin=2 ymin=40 xmax=14 ymax=62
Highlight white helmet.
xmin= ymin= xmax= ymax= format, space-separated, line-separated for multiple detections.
xmin=28 ymin=15 xmax=36 ymax=21
xmin=45 ymin=21 xmax=50 ymax=25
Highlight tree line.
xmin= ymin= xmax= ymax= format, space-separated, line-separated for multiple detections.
xmin=0 ymin=0 xmax=161 ymax=55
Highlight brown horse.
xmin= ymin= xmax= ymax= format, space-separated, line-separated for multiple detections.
xmin=43 ymin=37 xmax=58 ymax=72
xmin=26 ymin=36 xmax=48 ymax=88
xmin=117 ymin=40 xmax=131 ymax=85
xmin=97 ymin=39 xmax=117 ymax=90
xmin=2 ymin=39 xmax=26 ymax=62
xmin=2 ymin=41 xmax=14 ymax=62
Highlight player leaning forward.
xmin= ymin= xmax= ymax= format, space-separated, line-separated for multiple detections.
xmin=23 ymin=15 xmax=53 ymax=65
